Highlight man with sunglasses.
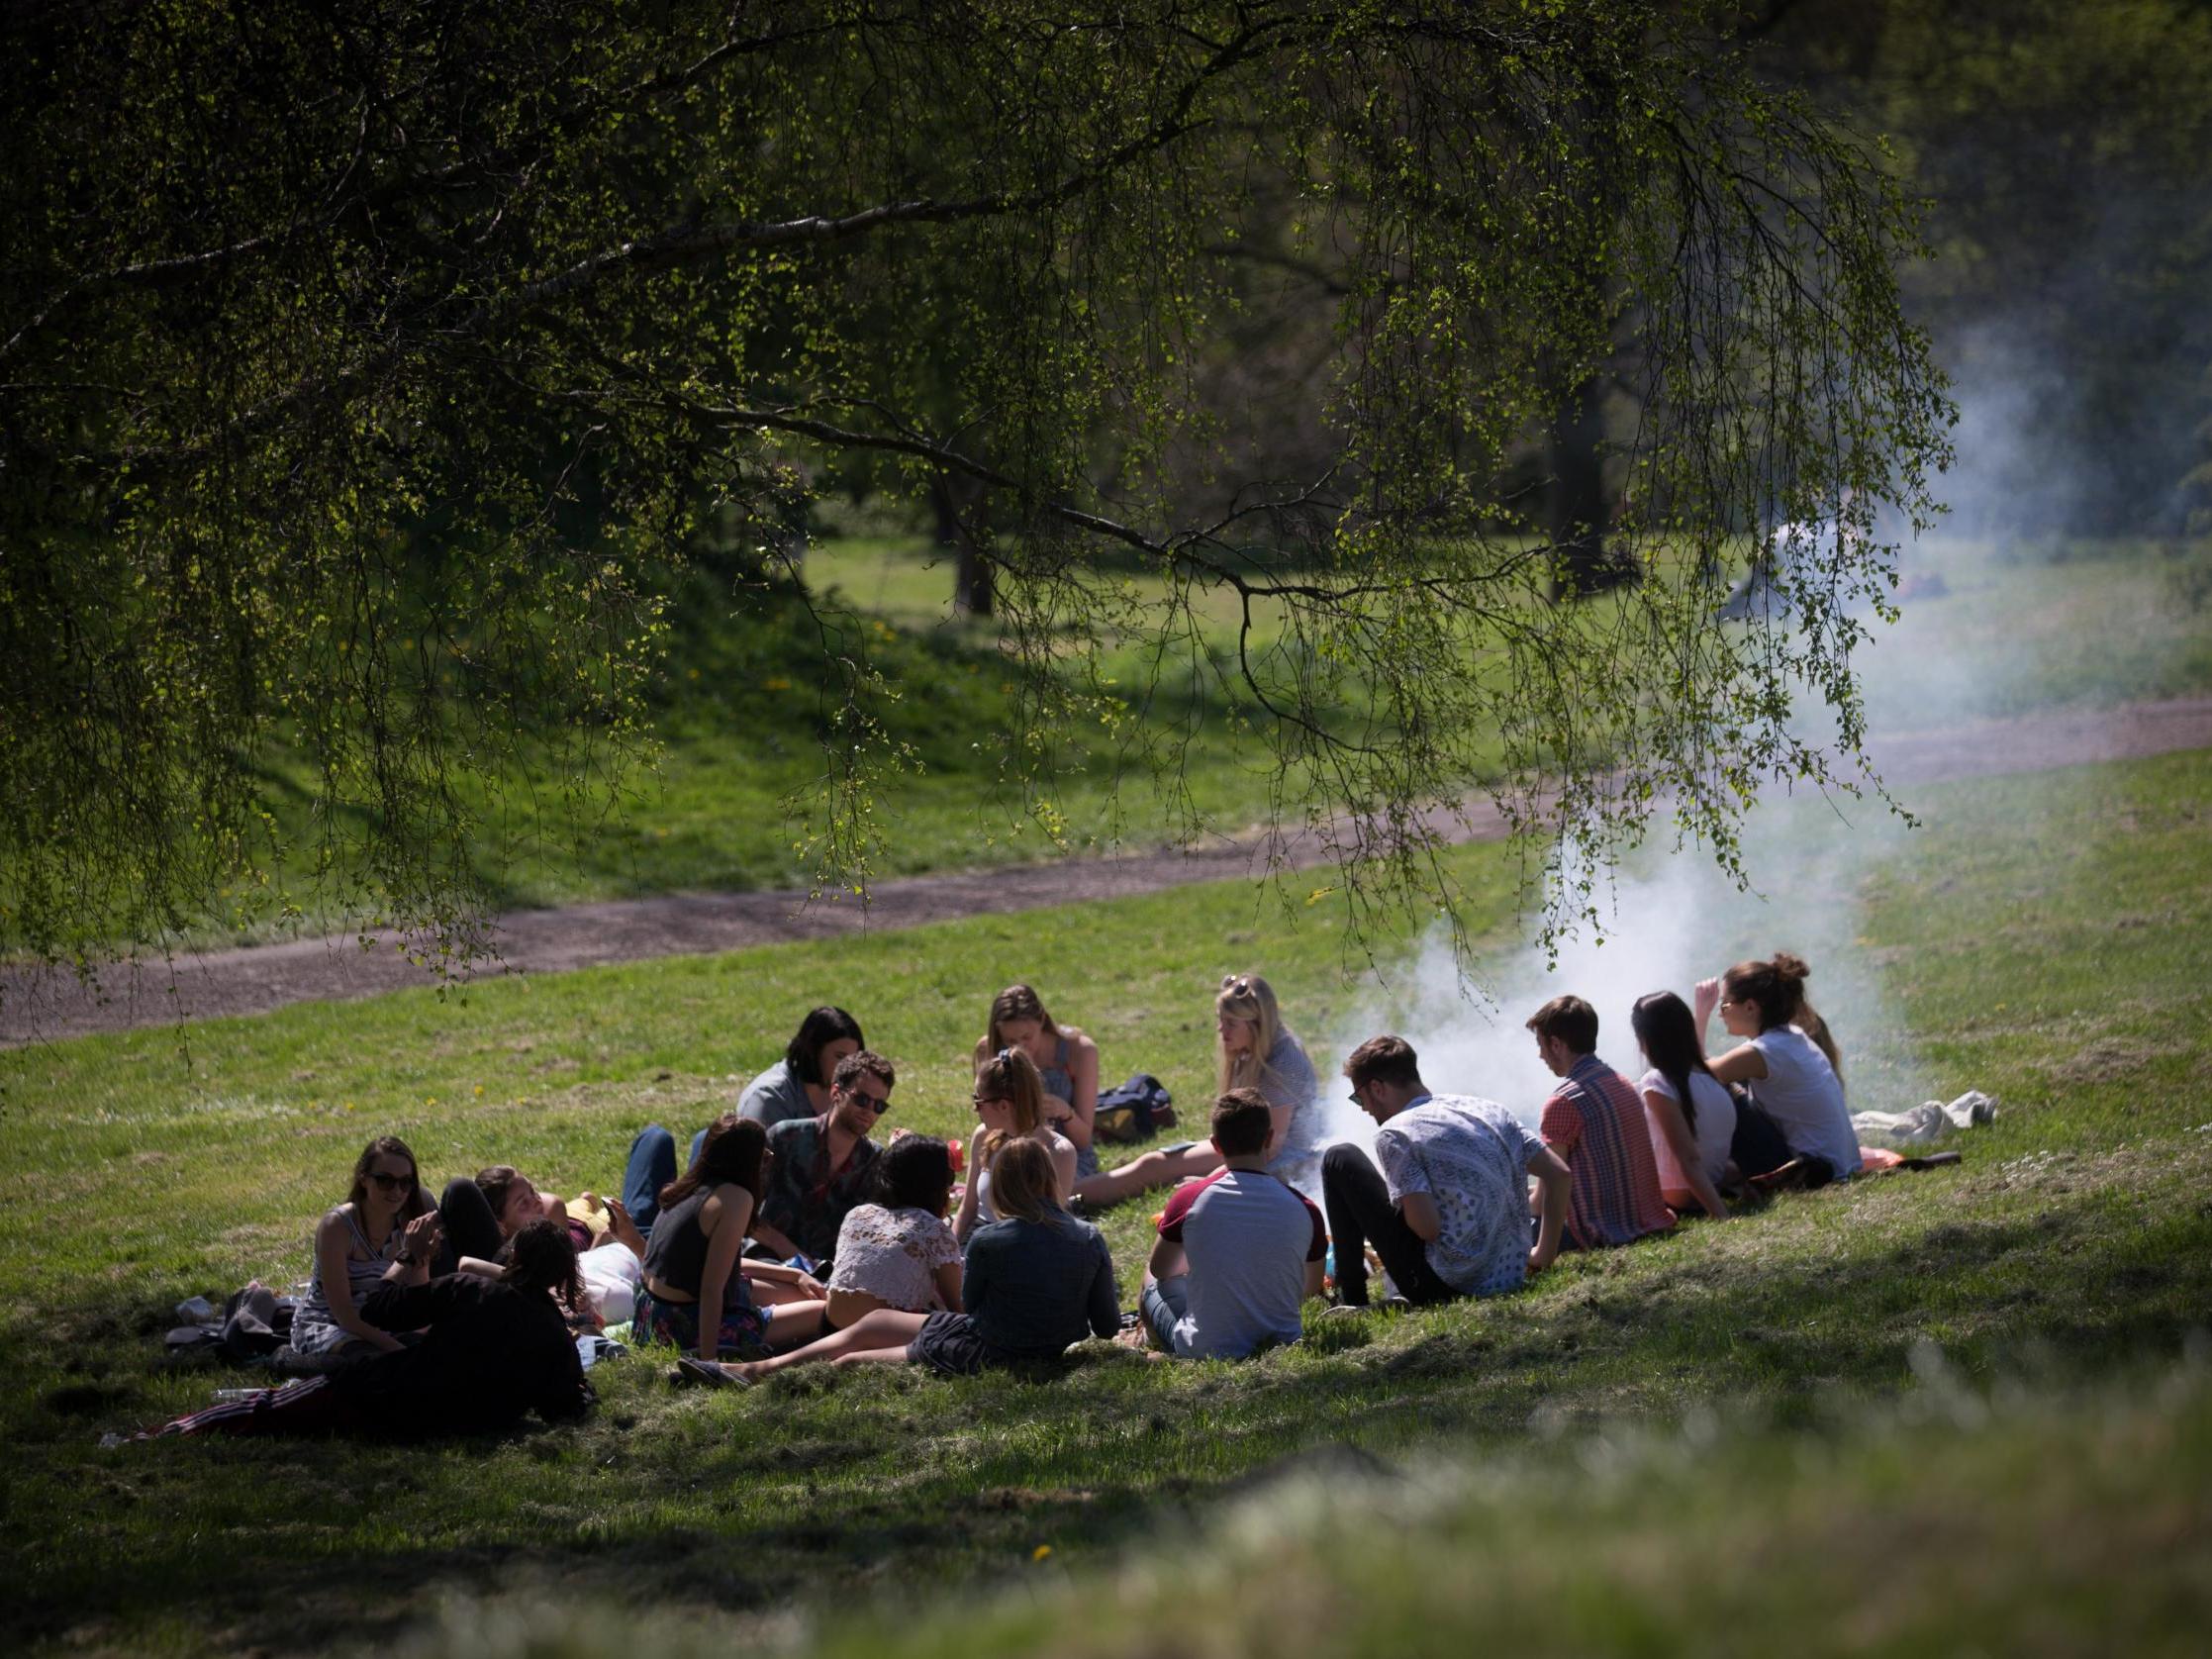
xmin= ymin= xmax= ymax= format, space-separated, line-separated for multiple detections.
xmin=752 ymin=1050 xmax=897 ymax=1271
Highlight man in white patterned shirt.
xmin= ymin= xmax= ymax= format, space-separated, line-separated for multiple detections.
xmin=1321 ymin=1035 xmax=1572 ymax=1307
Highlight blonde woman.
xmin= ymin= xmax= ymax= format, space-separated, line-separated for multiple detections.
xmin=1214 ymin=972 xmax=1323 ymax=1188
xmin=976 ymin=984 xmax=1104 ymax=1179
xmin=953 ymin=1047 xmax=1078 ymax=1243
xmin=1074 ymin=972 xmax=1321 ymax=1207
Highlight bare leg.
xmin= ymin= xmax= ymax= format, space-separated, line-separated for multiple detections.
xmin=829 ymin=1345 xmax=914 ymax=1368
xmin=1075 ymin=1144 xmax=1223 ymax=1209
xmin=763 ymin=1301 xmax=829 ymax=1348
xmin=727 ymin=1308 xmax=929 ymax=1383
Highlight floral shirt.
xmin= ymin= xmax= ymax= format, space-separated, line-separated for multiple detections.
xmin=826 ymin=1204 xmax=960 ymax=1313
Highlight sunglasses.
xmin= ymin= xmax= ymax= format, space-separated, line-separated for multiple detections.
xmin=367 ymin=1170 xmax=415 ymax=1191
xmin=973 ymin=1094 xmax=1010 ymax=1108
xmin=850 ymin=1090 xmax=892 ymax=1114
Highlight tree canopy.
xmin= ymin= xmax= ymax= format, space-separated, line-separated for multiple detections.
xmin=1 ymin=0 xmax=1952 ymax=969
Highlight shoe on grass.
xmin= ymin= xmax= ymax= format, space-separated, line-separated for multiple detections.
xmin=671 ymin=1355 xmax=748 ymax=1389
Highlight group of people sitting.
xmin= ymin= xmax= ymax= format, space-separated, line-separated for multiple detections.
xmin=145 ymin=951 xmax=1864 ymax=1436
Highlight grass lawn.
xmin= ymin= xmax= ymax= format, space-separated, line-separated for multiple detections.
xmin=59 ymin=534 xmax=2211 ymax=954
xmin=3 ymin=744 xmax=2208 ymax=1654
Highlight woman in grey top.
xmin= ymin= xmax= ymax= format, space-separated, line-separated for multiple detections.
xmin=736 ymin=1006 xmax=866 ymax=1126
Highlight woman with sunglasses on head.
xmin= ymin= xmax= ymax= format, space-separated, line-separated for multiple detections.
xmin=976 ymin=984 xmax=1104 ymax=1181
xmin=291 ymin=1136 xmax=436 ymax=1358
xmin=954 ymin=1047 xmax=1077 ymax=1244
xmin=1693 ymin=952 xmax=1860 ymax=1186
xmin=1070 ymin=972 xmax=1319 ymax=1207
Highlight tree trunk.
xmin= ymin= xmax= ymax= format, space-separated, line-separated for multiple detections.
xmin=1548 ymin=371 xmax=1629 ymax=598
xmin=933 ymin=471 xmax=995 ymax=618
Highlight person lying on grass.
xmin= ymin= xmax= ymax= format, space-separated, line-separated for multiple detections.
xmin=977 ymin=983 xmax=1106 ymax=1192
xmin=632 ymin=1116 xmax=829 ymax=1364
xmin=144 ymin=1219 xmax=593 ymax=1439
xmin=618 ymin=1005 xmax=867 ymax=1233
xmin=1693 ymin=952 xmax=1861 ymax=1187
xmin=1141 ymin=1088 xmax=1327 ymax=1359
xmin=1528 ymin=995 xmax=1677 ymax=1250
xmin=290 ymin=1135 xmax=435 ymax=1358
xmin=954 ymin=1046 xmax=1078 ymax=1242
xmin=433 ymin=1162 xmax=569 ymax=1275
xmin=1073 ymin=971 xmax=1319 ymax=1207
xmin=681 ymin=1137 xmax=1119 ymax=1386
xmin=1324 ymin=1036 xmax=1573 ymax=1308
xmin=1630 ymin=991 xmax=1737 ymax=1220
xmin=449 ymin=1189 xmax=652 ymax=1331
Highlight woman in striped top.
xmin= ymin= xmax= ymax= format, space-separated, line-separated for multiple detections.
xmin=291 ymin=1135 xmax=436 ymax=1356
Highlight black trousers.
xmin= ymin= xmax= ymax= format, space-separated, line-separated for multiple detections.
xmin=434 ymin=1177 xmax=504 ymax=1274
xmin=1320 ymin=1144 xmax=1460 ymax=1307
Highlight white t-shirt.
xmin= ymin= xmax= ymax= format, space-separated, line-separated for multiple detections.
xmin=1637 ymin=1068 xmax=1737 ymax=1194
xmin=828 ymin=1204 xmax=960 ymax=1313
xmin=578 ymin=1241 xmax=642 ymax=1324
xmin=1374 ymin=1094 xmax=1544 ymax=1297
xmin=1746 ymin=1027 xmax=1858 ymax=1179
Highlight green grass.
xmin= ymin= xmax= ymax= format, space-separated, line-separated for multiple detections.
xmin=85 ymin=532 xmax=2212 ymax=951
xmin=3 ymin=746 xmax=2209 ymax=1654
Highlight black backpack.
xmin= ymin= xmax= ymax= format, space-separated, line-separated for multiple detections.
xmin=1091 ymin=1073 xmax=1175 ymax=1143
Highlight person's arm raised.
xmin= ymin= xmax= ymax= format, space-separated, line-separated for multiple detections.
xmin=314 ymin=1210 xmax=405 ymax=1353
xmin=1706 ymin=1042 xmax=1769 ymax=1087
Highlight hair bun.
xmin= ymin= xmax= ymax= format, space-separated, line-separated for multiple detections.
xmin=1770 ymin=951 xmax=1810 ymax=984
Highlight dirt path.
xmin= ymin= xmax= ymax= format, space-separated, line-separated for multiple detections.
xmin=8 ymin=697 xmax=2210 ymax=1045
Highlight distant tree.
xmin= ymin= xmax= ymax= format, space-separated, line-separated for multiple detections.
xmin=1758 ymin=0 xmax=2212 ymax=537
xmin=1 ymin=1 xmax=1951 ymax=970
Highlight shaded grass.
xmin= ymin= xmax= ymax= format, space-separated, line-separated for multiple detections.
xmin=1 ymin=748 xmax=2208 ymax=1654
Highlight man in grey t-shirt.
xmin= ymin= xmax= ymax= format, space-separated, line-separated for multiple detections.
xmin=1142 ymin=1090 xmax=1328 ymax=1358
xmin=1322 ymin=1035 xmax=1572 ymax=1307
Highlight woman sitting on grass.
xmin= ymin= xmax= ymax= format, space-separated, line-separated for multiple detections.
xmin=820 ymin=1134 xmax=963 ymax=1326
xmin=685 ymin=1138 xmax=1118 ymax=1385
xmin=632 ymin=1116 xmax=828 ymax=1363
xmin=290 ymin=1135 xmax=434 ymax=1357
xmin=1630 ymin=991 xmax=1737 ymax=1219
xmin=147 ymin=1218 xmax=593 ymax=1439
xmin=976 ymin=984 xmax=1105 ymax=1185
xmin=1694 ymin=952 xmax=1861 ymax=1186
xmin=954 ymin=1047 xmax=1078 ymax=1242
xmin=1076 ymin=972 xmax=1321 ymax=1206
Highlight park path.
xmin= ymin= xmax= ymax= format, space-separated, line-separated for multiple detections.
xmin=7 ymin=696 xmax=2210 ymax=1045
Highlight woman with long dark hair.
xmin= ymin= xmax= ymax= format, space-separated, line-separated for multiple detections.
xmin=632 ymin=1115 xmax=824 ymax=1362
xmin=1629 ymin=991 xmax=1736 ymax=1219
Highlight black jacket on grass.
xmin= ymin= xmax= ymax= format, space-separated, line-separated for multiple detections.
xmin=344 ymin=1275 xmax=592 ymax=1435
